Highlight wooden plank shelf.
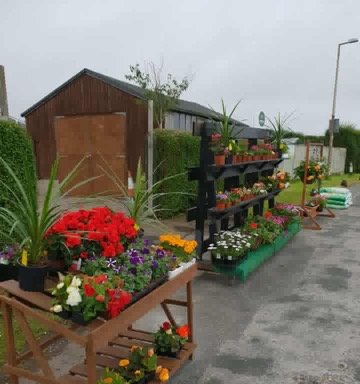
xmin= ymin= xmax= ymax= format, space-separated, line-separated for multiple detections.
xmin=0 ymin=264 xmax=198 ymax=384
xmin=208 ymin=189 xmax=281 ymax=220
xmin=188 ymin=158 xmax=283 ymax=181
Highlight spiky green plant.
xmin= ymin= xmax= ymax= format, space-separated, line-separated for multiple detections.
xmin=266 ymin=112 xmax=295 ymax=151
xmin=0 ymin=157 xmax=99 ymax=265
xmin=209 ymin=99 xmax=243 ymax=147
xmin=99 ymin=158 xmax=188 ymax=229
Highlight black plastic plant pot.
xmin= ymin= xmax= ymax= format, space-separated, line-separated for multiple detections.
xmin=156 ymin=349 xmax=179 ymax=358
xmin=135 ymin=372 xmax=155 ymax=384
xmin=57 ymin=310 xmax=71 ymax=320
xmin=225 ymin=154 xmax=233 ymax=164
xmin=71 ymin=311 xmax=91 ymax=326
xmin=18 ymin=263 xmax=47 ymax=292
xmin=0 ymin=264 xmax=19 ymax=282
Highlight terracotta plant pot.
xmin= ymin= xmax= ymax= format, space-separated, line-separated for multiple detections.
xmin=216 ymin=202 xmax=226 ymax=210
xmin=238 ymin=155 xmax=244 ymax=163
xmin=214 ymin=154 xmax=225 ymax=166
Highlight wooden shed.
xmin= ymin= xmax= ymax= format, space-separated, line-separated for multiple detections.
xmin=22 ymin=69 xmax=151 ymax=193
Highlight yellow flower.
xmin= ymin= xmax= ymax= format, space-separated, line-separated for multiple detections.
xmin=159 ymin=368 xmax=170 ymax=382
xmin=134 ymin=370 xmax=141 ymax=376
xmin=156 ymin=366 xmax=163 ymax=374
xmin=134 ymin=223 xmax=140 ymax=231
xmin=103 ymin=378 xmax=113 ymax=384
xmin=279 ymin=143 xmax=284 ymax=149
xmin=119 ymin=359 xmax=129 ymax=367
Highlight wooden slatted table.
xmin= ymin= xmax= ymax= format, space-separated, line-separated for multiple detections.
xmin=0 ymin=264 xmax=197 ymax=384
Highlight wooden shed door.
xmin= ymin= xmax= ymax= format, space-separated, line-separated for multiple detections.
xmin=55 ymin=113 xmax=127 ymax=196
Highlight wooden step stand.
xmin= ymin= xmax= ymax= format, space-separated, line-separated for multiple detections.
xmin=0 ymin=264 xmax=197 ymax=384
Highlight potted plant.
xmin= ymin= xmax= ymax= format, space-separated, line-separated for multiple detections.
xmin=294 ymin=160 xmax=327 ymax=185
xmin=0 ymin=245 xmax=20 ymax=282
xmin=208 ymin=231 xmax=252 ymax=265
xmin=154 ymin=322 xmax=189 ymax=357
xmin=0 ymin=157 xmax=95 ymax=292
xmin=117 ymin=346 xmax=158 ymax=383
xmin=98 ymin=368 xmax=130 ymax=384
xmin=265 ymin=112 xmax=294 ymax=157
xmin=210 ymin=140 xmax=226 ymax=166
xmin=215 ymin=193 xmax=228 ymax=210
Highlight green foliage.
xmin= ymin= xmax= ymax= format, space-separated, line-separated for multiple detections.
xmin=154 ymin=130 xmax=200 ymax=218
xmin=325 ymin=123 xmax=360 ymax=172
xmin=266 ymin=112 xmax=295 ymax=152
xmin=125 ymin=62 xmax=190 ymax=128
xmin=0 ymin=120 xmax=36 ymax=242
xmin=0 ymin=157 xmax=98 ymax=264
xmin=209 ymin=99 xmax=243 ymax=146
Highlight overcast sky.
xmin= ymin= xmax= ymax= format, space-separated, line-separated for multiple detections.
xmin=1 ymin=0 xmax=359 ymax=134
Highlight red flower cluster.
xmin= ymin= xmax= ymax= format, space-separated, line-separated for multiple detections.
xmin=249 ymin=222 xmax=258 ymax=229
xmin=161 ymin=321 xmax=171 ymax=331
xmin=107 ymin=289 xmax=132 ymax=318
xmin=47 ymin=207 xmax=138 ymax=260
xmin=176 ymin=325 xmax=189 ymax=338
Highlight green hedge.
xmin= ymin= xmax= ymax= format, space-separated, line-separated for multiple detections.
xmin=154 ymin=129 xmax=200 ymax=218
xmin=0 ymin=120 xmax=36 ymax=241
xmin=325 ymin=124 xmax=360 ymax=173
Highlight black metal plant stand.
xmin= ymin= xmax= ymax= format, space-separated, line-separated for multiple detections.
xmin=187 ymin=122 xmax=283 ymax=259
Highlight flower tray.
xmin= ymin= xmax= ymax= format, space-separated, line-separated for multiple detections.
xmin=130 ymin=275 xmax=168 ymax=305
xmin=0 ymin=264 xmax=18 ymax=282
xmin=71 ymin=311 xmax=92 ymax=326
xmin=212 ymin=222 xmax=301 ymax=281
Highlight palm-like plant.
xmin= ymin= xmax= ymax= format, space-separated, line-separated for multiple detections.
xmin=0 ymin=157 xmax=98 ymax=265
xmin=210 ymin=99 xmax=243 ymax=147
xmin=100 ymin=158 xmax=187 ymax=229
xmin=266 ymin=112 xmax=295 ymax=151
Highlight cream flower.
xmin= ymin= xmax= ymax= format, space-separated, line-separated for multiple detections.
xmin=52 ymin=304 xmax=63 ymax=313
xmin=56 ymin=282 xmax=64 ymax=289
xmin=70 ymin=276 xmax=82 ymax=288
xmin=66 ymin=289 xmax=82 ymax=306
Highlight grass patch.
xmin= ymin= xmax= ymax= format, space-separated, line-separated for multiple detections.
xmin=278 ymin=174 xmax=360 ymax=205
xmin=0 ymin=315 xmax=49 ymax=367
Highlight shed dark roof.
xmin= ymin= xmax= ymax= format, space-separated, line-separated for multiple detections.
xmin=21 ymin=69 xmax=248 ymax=126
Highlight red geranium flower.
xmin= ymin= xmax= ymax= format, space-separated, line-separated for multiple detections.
xmin=162 ymin=321 xmax=171 ymax=331
xmin=264 ymin=211 xmax=272 ymax=219
xmin=65 ymin=233 xmax=82 ymax=248
xmin=94 ymin=274 xmax=107 ymax=284
xmin=84 ymin=284 xmax=96 ymax=297
xmin=249 ymin=223 xmax=258 ymax=229
xmin=176 ymin=325 xmax=189 ymax=338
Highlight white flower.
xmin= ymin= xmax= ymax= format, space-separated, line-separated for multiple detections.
xmin=52 ymin=304 xmax=63 ymax=313
xmin=58 ymin=272 xmax=65 ymax=282
xmin=70 ymin=276 xmax=82 ymax=288
xmin=165 ymin=329 xmax=172 ymax=335
xmin=246 ymin=243 xmax=251 ymax=248
xmin=66 ymin=286 xmax=76 ymax=294
xmin=66 ymin=289 xmax=82 ymax=307
xmin=56 ymin=282 xmax=64 ymax=290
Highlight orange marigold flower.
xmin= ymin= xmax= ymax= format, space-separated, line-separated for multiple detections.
xmin=103 ymin=378 xmax=113 ymax=384
xmin=119 ymin=359 xmax=129 ymax=367
xmin=148 ymin=348 xmax=155 ymax=357
xmin=159 ymin=367 xmax=170 ymax=382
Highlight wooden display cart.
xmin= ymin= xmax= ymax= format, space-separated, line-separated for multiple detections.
xmin=0 ymin=264 xmax=197 ymax=384
xmin=300 ymin=142 xmax=335 ymax=230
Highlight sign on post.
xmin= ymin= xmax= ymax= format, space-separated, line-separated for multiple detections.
xmin=259 ymin=111 xmax=265 ymax=127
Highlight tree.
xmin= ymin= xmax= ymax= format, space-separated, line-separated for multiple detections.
xmin=125 ymin=61 xmax=190 ymax=129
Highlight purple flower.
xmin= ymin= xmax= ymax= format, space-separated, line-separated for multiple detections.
xmin=152 ymin=260 xmax=159 ymax=269
xmin=142 ymin=247 xmax=150 ymax=255
xmin=144 ymin=239 xmax=150 ymax=247
xmin=156 ymin=249 xmax=166 ymax=258
xmin=130 ymin=255 xmax=144 ymax=265
xmin=128 ymin=249 xmax=138 ymax=257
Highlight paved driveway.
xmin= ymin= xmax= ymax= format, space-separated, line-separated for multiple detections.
xmin=171 ymin=185 xmax=360 ymax=383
